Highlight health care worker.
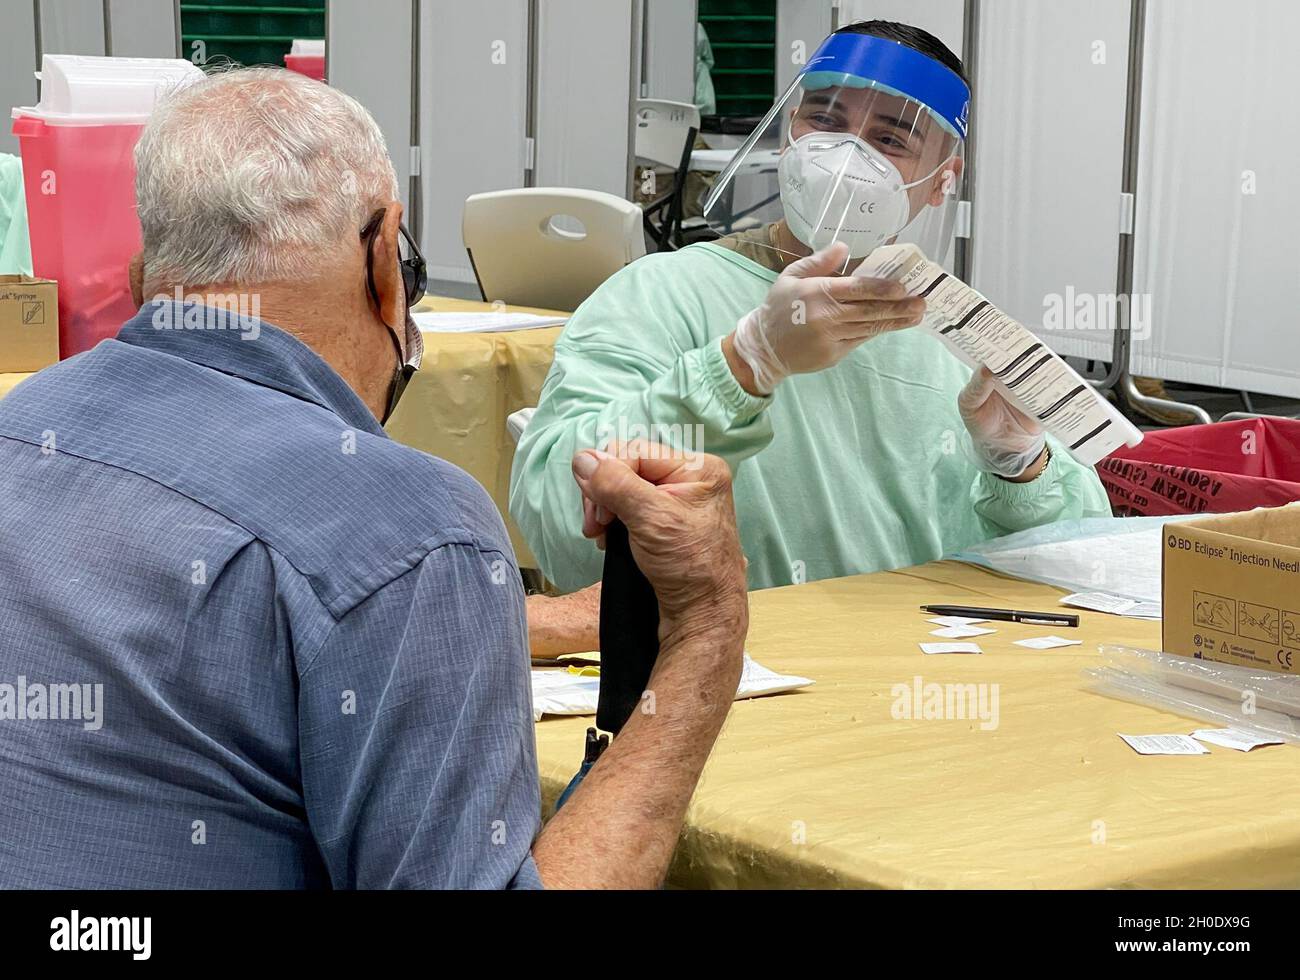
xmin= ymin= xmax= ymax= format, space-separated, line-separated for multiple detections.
xmin=511 ymin=20 xmax=1110 ymax=592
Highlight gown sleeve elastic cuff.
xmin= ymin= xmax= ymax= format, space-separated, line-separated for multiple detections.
xmin=702 ymin=335 xmax=772 ymax=423
xmin=980 ymin=441 xmax=1066 ymax=503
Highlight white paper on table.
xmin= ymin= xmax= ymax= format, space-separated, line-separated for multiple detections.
xmin=530 ymin=653 xmax=813 ymax=721
xmin=1014 ymin=635 xmax=1084 ymax=650
xmin=1191 ymin=727 xmax=1283 ymax=752
xmin=1118 ymin=733 xmax=1210 ymax=756
xmin=1126 ymin=601 xmax=1163 ymax=620
xmin=951 ymin=515 xmax=1194 ymax=604
xmin=412 ymin=311 xmax=566 ymax=334
xmin=1063 ymin=591 xmax=1137 ymax=614
xmin=928 ymin=615 xmax=988 ymax=627
xmin=919 ymin=642 xmax=982 ymax=655
xmin=930 ymin=625 xmax=995 ymax=639
xmin=1061 ymin=591 xmax=1162 ymax=620
xmin=691 ymin=147 xmax=780 ymax=174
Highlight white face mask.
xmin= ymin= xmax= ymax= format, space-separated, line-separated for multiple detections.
xmin=777 ymin=132 xmax=915 ymax=258
xmin=382 ymin=312 xmax=424 ymax=424
xmin=401 ymin=311 xmax=424 ymax=373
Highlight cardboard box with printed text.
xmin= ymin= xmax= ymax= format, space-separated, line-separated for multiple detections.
xmin=1163 ymin=504 xmax=1300 ymax=674
xmin=0 ymin=275 xmax=59 ymax=372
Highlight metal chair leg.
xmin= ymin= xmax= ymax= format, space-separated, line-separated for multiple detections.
xmin=1120 ymin=373 xmax=1211 ymax=425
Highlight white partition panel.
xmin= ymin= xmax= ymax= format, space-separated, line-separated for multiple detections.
xmin=3 ymin=1 xmax=177 ymax=155
xmin=533 ymin=0 xmax=636 ymax=197
xmin=1130 ymin=0 xmax=1300 ymax=397
xmin=775 ymin=0 xmax=832 ymax=96
xmin=0 ymin=2 xmax=39 ymax=156
xmin=419 ymin=0 xmax=530 ymax=283
xmin=839 ymin=0 xmax=964 ymax=57
xmin=641 ymin=0 xmax=697 ymax=102
xmin=971 ymin=0 xmax=1130 ymax=360
xmin=39 ymin=0 xmax=106 ymax=58
xmin=106 ymin=0 xmax=179 ymax=59
xmin=328 ymin=0 xmax=414 ymax=220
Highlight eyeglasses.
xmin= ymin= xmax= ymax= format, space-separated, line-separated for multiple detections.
xmin=360 ymin=209 xmax=427 ymax=308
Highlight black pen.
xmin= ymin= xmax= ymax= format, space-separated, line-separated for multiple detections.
xmin=920 ymin=604 xmax=1080 ymax=628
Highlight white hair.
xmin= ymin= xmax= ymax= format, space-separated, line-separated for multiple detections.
xmin=135 ymin=66 xmax=400 ymax=286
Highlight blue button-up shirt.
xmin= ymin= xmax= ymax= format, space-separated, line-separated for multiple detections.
xmin=0 ymin=301 xmax=542 ymax=888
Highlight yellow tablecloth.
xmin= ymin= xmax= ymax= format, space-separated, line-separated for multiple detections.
xmin=0 ymin=372 xmax=26 ymax=399
xmin=535 ymin=560 xmax=1300 ymax=889
xmin=388 ymin=295 xmax=564 ymax=567
xmin=0 ymin=294 xmax=565 ymax=567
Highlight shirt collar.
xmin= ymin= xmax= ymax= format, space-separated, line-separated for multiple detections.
xmin=116 ymin=300 xmax=387 ymax=437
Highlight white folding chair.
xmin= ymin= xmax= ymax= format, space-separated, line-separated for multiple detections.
xmin=634 ymin=99 xmax=701 ymax=169
xmin=506 ymin=407 xmax=535 ymax=445
xmin=634 ymin=100 xmax=706 ymax=251
xmin=462 ymin=188 xmax=646 ymax=311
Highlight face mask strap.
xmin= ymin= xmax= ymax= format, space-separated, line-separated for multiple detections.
xmin=901 ymin=154 xmax=960 ymax=192
xmin=363 ymin=215 xmax=406 ymax=376
xmin=361 ymin=209 xmax=427 ymax=423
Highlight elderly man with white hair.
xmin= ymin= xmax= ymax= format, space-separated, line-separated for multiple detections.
xmin=0 ymin=68 xmax=747 ymax=889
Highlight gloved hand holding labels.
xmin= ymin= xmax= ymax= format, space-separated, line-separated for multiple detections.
xmin=958 ymin=366 xmax=1048 ymax=478
xmin=727 ymin=240 xmax=927 ymax=395
xmin=855 ymin=243 xmax=1143 ymax=467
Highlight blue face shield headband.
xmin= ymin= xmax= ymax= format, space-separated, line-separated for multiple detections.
xmin=799 ymin=32 xmax=970 ymax=140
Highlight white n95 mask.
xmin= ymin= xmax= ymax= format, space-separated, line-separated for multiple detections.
xmin=382 ymin=311 xmax=424 ymax=424
xmin=777 ymin=133 xmax=913 ymax=258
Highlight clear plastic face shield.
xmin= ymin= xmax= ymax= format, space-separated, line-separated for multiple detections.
xmin=703 ymin=32 xmax=970 ymax=269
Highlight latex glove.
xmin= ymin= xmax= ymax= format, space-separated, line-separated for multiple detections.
xmin=957 ymin=366 xmax=1047 ymax=478
xmin=730 ymin=241 xmax=926 ymax=394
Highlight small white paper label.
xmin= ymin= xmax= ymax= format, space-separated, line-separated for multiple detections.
xmin=920 ymin=642 xmax=983 ymax=655
xmin=1062 ymin=592 xmax=1137 ymax=615
xmin=931 ymin=625 xmax=996 ymax=638
xmin=927 ymin=616 xmax=988 ymax=627
xmin=1118 ymin=733 xmax=1210 ymax=756
xmin=1013 ymin=635 xmax=1083 ymax=649
xmin=1191 ymin=728 xmax=1283 ymax=752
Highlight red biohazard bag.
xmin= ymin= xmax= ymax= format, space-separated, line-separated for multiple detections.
xmin=1097 ymin=418 xmax=1300 ymax=517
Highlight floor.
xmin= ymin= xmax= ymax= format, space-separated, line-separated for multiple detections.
xmin=1156 ymin=382 xmax=1300 ymax=424
xmin=1069 ymin=359 xmax=1300 ymax=429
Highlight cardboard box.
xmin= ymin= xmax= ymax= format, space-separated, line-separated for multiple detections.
xmin=1163 ymin=504 xmax=1300 ymax=674
xmin=0 ymin=275 xmax=59 ymax=372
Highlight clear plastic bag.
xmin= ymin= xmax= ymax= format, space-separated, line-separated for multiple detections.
xmin=1084 ymin=645 xmax=1300 ymax=745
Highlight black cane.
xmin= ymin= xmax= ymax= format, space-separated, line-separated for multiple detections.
xmin=595 ymin=518 xmax=660 ymax=735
